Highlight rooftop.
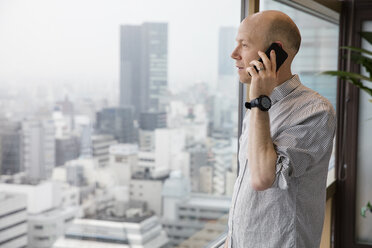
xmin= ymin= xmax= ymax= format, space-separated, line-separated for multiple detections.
xmin=185 ymin=193 xmax=231 ymax=210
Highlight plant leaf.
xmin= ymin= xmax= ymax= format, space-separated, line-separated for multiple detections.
xmin=340 ymin=46 xmax=372 ymax=56
xmin=361 ymin=206 xmax=367 ymax=218
xmin=321 ymin=70 xmax=372 ymax=83
xmin=348 ymin=78 xmax=372 ymax=97
xmin=360 ymin=32 xmax=372 ymax=46
xmin=321 ymin=70 xmax=372 ymax=97
xmin=360 ymin=201 xmax=372 ymax=217
xmin=350 ymin=53 xmax=372 ymax=78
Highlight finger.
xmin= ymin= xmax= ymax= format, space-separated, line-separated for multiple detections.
xmin=258 ymin=51 xmax=272 ymax=72
xmin=270 ymin=50 xmax=276 ymax=73
xmin=246 ymin=66 xmax=258 ymax=78
xmin=249 ymin=60 xmax=264 ymax=72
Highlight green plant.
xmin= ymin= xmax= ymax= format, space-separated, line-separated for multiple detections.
xmin=322 ymin=31 xmax=372 ymax=102
xmin=361 ymin=202 xmax=372 ymax=218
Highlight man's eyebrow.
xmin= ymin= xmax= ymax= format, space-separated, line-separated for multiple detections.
xmin=235 ymin=38 xmax=252 ymax=43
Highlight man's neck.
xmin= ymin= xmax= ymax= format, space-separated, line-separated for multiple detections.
xmin=276 ymin=70 xmax=294 ymax=87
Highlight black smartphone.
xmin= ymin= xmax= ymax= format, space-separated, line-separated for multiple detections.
xmin=254 ymin=42 xmax=288 ymax=72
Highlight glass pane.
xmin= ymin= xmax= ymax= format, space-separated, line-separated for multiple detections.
xmin=259 ymin=0 xmax=339 ymax=181
xmin=0 ymin=1 xmax=240 ymax=247
xmin=355 ymin=20 xmax=372 ymax=245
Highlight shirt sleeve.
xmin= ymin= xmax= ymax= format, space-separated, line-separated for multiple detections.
xmin=270 ymin=103 xmax=336 ymax=190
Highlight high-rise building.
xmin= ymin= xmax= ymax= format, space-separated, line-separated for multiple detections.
xmin=199 ymin=166 xmax=213 ymax=194
xmin=0 ymin=121 xmax=23 ymax=175
xmin=96 ymin=107 xmax=136 ymax=143
xmin=208 ymin=94 xmax=237 ymax=134
xmin=66 ymin=163 xmax=85 ymax=187
xmin=54 ymin=96 xmax=75 ymax=133
xmin=137 ymin=128 xmax=187 ymax=178
xmin=22 ymin=118 xmax=55 ymax=182
xmin=187 ymin=143 xmax=208 ymax=192
xmin=138 ymin=130 xmax=155 ymax=152
xmin=109 ymin=143 xmax=138 ymax=185
xmin=139 ymin=112 xmax=167 ymax=131
xmin=138 ymin=112 xmax=167 ymax=152
xmin=0 ymin=192 xmax=28 ymax=248
xmin=218 ymin=27 xmax=238 ymax=76
xmin=91 ymin=134 xmax=118 ymax=167
xmin=215 ymin=27 xmax=239 ymax=139
xmin=79 ymin=123 xmax=92 ymax=158
xmin=210 ymin=137 xmax=234 ymax=195
xmin=120 ymin=23 xmax=168 ymax=119
xmin=130 ymin=178 xmax=164 ymax=217
xmin=55 ymin=135 xmax=80 ymax=166
xmin=120 ymin=25 xmax=142 ymax=117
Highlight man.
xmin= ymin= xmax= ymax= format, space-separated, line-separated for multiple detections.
xmin=224 ymin=10 xmax=336 ymax=248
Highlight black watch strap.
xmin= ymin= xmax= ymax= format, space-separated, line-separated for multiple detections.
xmin=244 ymin=95 xmax=271 ymax=111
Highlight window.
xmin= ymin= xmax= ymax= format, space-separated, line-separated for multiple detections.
xmin=260 ymin=0 xmax=339 ymax=185
xmin=0 ymin=1 xmax=240 ymax=247
xmin=64 ymin=217 xmax=74 ymax=223
xmin=34 ymin=225 xmax=43 ymax=230
xmin=36 ymin=237 xmax=49 ymax=241
xmin=355 ymin=20 xmax=372 ymax=245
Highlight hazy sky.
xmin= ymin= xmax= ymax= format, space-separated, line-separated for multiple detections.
xmin=0 ymin=0 xmax=240 ymax=92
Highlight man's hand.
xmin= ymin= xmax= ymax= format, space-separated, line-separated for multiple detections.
xmin=246 ymin=49 xmax=277 ymax=99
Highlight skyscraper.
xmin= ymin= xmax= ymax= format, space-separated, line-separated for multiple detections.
xmin=96 ymin=107 xmax=135 ymax=143
xmin=187 ymin=143 xmax=208 ymax=192
xmin=213 ymin=26 xmax=239 ymax=133
xmin=120 ymin=25 xmax=142 ymax=116
xmin=55 ymin=135 xmax=80 ymax=166
xmin=218 ymin=27 xmax=238 ymax=76
xmin=120 ymin=23 xmax=168 ymax=120
xmin=139 ymin=112 xmax=167 ymax=131
xmin=22 ymin=118 xmax=55 ymax=182
xmin=0 ymin=121 xmax=23 ymax=175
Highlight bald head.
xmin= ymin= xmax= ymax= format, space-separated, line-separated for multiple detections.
xmin=242 ymin=10 xmax=301 ymax=56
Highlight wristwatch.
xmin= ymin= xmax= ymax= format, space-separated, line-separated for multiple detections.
xmin=245 ymin=95 xmax=272 ymax=111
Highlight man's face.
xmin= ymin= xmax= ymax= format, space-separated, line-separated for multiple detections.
xmin=231 ymin=20 xmax=266 ymax=84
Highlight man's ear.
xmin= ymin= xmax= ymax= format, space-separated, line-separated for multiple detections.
xmin=274 ymin=41 xmax=284 ymax=49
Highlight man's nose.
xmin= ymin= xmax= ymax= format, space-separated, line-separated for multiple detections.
xmin=231 ymin=46 xmax=241 ymax=60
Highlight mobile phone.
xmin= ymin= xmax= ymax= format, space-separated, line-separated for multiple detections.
xmin=254 ymin=42 xmax=288 ymax=72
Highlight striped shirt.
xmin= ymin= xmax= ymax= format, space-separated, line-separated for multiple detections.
xmin=227 ymin=74 xmax=336 ymax=248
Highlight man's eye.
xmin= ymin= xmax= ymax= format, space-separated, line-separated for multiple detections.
xmin=242 ymin=44 xmax=248 ymax=47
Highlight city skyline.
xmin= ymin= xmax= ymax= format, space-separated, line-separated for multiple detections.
xmin=0 ymin=1 xmax=341 ymax=247
xmin=0 ymin=0 xmax=241 ymax=94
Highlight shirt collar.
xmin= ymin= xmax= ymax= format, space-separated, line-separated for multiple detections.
xmin=269 ymin=74 xmax=301 ymax=106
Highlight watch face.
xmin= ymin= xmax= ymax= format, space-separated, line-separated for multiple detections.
xmin=261 ymin=97 xmax=271 ymax=109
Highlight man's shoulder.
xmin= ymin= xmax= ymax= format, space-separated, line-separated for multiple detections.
xmin=282 ymin=86 xmax=336 ymax=134
xmin=291 ymin=83 xmax=335 ymax=114
xmin=272 ymin=82 xmax=336 ymax=130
